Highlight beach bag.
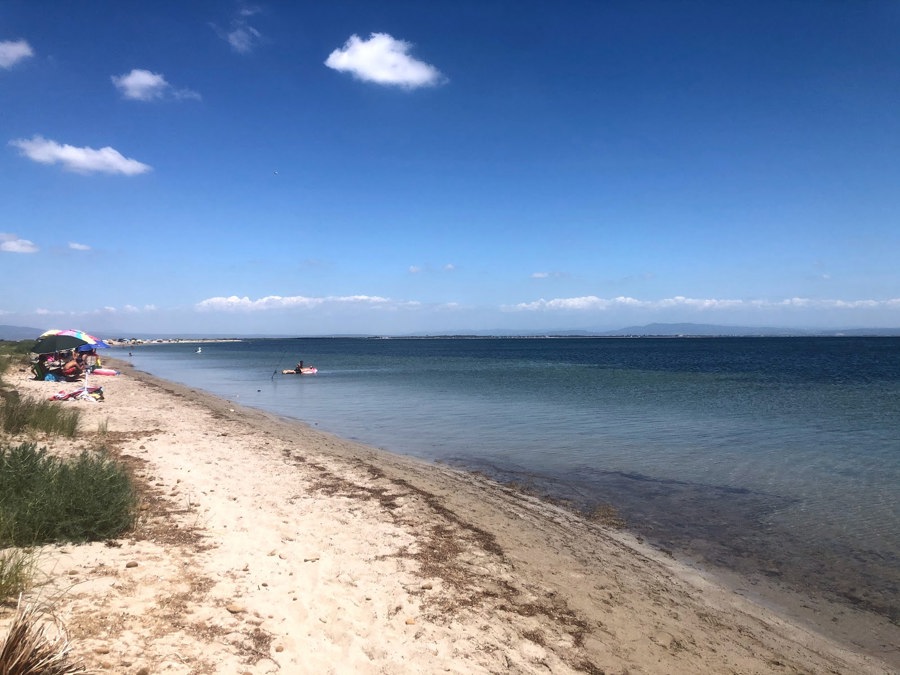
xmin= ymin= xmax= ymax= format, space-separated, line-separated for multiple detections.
xmin=44 ymin=373 xmax=58 ymax=382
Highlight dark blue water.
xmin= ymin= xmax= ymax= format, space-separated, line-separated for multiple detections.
xmin=126 ymin=337 xmax=900 ymax=622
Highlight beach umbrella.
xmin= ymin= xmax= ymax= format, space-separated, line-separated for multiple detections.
xmin=32 ymin=329 xmax=110 ymax=399
xmin=31 ymin=329 xmax=109 ymax=354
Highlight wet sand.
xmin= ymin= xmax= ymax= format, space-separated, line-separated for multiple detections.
xmin=1 ymin=360 xmax=896 ymax=674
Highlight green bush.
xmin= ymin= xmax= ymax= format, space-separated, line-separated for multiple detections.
xmin=0 ymin=397 xmax=80 ymax=438
xmin=0 ymin=443 xmax=138 ymax=547
xmin=0 ymin=342 xmax=33 ymax=378
xmin=0 ymin=340 xmax=35 ymax=356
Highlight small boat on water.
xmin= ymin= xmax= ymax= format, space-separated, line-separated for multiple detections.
xmin=282 ymin=367 xmax=317 ymax=375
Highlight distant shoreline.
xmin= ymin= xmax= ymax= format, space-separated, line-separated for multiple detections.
xmin=4 ymin=322 xmax=900 ymax=343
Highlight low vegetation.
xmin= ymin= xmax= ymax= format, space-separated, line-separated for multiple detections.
xmin=0 ymin=601 xmax=85 ymax=674
xmin=0 ymin=340 xmax=132 ymax=668
xmin=0 ymin=443 xmax=138 ymax=549
xmin=0 ymin=547 xmax=37 ymax=602
xmin=0 ymin=398 xmax=80 ymax=438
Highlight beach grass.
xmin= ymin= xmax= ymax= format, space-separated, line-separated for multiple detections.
xmin=0 ymin=442 xmax=138 ymax=548
xmin=0 ymin=479 xmax=39 ymax=604
xmin=0 ymin=546 xmax=38 ymax=601
xmin=0 ymin=601 xmax=85 ymax=674
xmin=0 ymin=397 xmax=81 ymax=438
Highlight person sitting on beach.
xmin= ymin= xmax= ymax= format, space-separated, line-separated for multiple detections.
xmin=61 ymin=352 xmax=84 ymax=380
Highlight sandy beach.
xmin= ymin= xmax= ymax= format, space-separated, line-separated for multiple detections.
xmin=1 ymin=360 xmax=896 ymax=674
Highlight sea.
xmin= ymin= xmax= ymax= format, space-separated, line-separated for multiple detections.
xmin=124 ymin=336 xmax=899 ymax=629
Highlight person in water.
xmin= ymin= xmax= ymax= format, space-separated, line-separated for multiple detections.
xmin=294 ymin=361 xmax=304 ymax=373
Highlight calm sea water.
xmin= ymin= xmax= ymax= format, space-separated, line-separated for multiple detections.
xmin=126 ymin=337 xmax=899 ymax=622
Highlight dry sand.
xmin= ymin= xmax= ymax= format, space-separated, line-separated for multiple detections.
xmin=1 ymin=361 xmax=896 ymax=674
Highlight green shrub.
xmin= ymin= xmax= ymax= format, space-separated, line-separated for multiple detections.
xmin=0 ymin=342 xmax=33 ymax=378
xmin=0 ymin=443 xmax=138 ymax=547
xmin=0 ymin=398 xmax=80 ymax=437
xmin=0 ymin=340 xmax=35 ymax=356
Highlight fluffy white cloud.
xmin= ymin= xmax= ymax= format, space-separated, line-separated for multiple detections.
xmin=505 ymin=295 xmax=900 ymax=312
xmin=112 ymin=69 xmax=167 ymax=100
xmin=112 ymin=69 xmax=200 ymax=101
xmin=325 ymin=33 xmax=444 ymax=88
xmin=0 ymin=233 xmax=38 ymax=253
xmin=10 ymin=135 xmax=151 ymax=175
xmin=0 ymin=39 xmax=33 ymax=69
xmin=408 ymin=266 xmax=422 ymax=274
xmin=69 ymin=242 xmax=91 ymax=251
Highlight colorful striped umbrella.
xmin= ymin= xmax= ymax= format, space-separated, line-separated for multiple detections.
xmin=32 ymin=329 xmax=110 ymax=354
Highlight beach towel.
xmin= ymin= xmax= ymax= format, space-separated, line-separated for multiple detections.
xmin=49 ymin=386 xmax=104 ymax=402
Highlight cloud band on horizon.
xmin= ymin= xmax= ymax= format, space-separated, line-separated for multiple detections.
xmin=195 ymin=294 xmax=420 ymax=311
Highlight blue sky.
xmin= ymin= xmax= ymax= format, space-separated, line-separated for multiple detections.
xmin=2 ymin=1 xmax=899 ymax=336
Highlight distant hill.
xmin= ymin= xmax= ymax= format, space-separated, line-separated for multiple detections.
xmin=402 ymin=323 xmax=900 ymax=338
xmin=597 ymin=323 xmax=900 ymax=337
xmin=0 ymin=325 xmax=43 ymax=341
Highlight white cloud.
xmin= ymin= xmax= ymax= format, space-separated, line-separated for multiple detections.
xmin=443 ymin=263 xmax=456 ymax=272
xmin=10 ymin=135 xmax=152 ymax=175
xmin=409 ymin=266 xmax=422 ymax=274
xmin=214 ymin=6 xmax=262 ymax=54
xmin=325 ymin=33 xmax=444 ymax=89
xmin=0 ymin=39 xmax=33 ymax=69
xmin=228 ymin=25 xmax=261 ymax=53
xmin=0 ymin=233 xmax=38 ymax=253
xmin=69 ymin=242 xmax=91 ymax=251
xmin=112 ymin=69 xmax=166 ymax=100
xmin=195 ymin=294 xmax=402 ymax=312
xmin=112 ymin=69 xmax=200 ymax=101
xmin=504 ymin=295 xmax=900 ymax=312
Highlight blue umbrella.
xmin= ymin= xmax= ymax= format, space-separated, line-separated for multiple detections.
xmin=77 ymin=343 xmax=110 ymax=352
